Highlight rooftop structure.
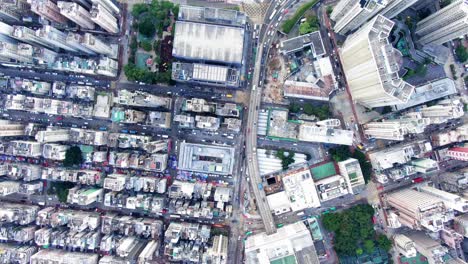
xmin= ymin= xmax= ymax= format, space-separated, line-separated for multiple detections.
xmin=108 ymin=152 xmax=167 ymax=172
xmin=29 ymin=0 xmax=67 ymax=24
xmin=279 ymin=31 xmax=325 ymax=56
xmin=337 ymin=158 xmax=366 ymax=194
xmin=42 ymin=143 xmax=68 ymax=160
xmin=418 ymin=185 xmax=468 ymax=213
xmin=244 ymin=222 xmax=319 ymax=264
xmin=0 ymin=41 xmax=33 ymax=63
xmin=35 ymin=128 xmax=70 ymax=143
xmin=0 ymin=243 xmax=36 ymax=264
xmin=30 ymin=249 xmax=99 ymax=264
xmin=340 ymin=15 xmax=414 ymax=108
xmin=2 ymin=140 xmax=42 ymax=157
xmin=66 ymin=32 xmax=96 ymax=55
xmin=90 ymin=3 xmax=119 ymax=33
xmin=82 ymin=33 xmax=114 ymax=57
xmin=93 ymin=92 xmax=112 ymax=118
xmin=363 ymin=113 xmax=430 ymax=141
xmin=36 ymin=25 xmax=78 ymax=52
xmin=7 ymin=163 xmax=42 ymax=181
xmin=111 ymin=107 xmax=146 ymax=123
xmin=368 ymin=140 xmax=432 ymax=171
xmin=146 ymin=111 xmax=171 ymax=128
xmin=331 ymin=0 xmax=387 ymax=34
xmin=282 ymin=58 xmax=335 ymax=101
xmin=315 ymin=174 xmax=350 ymax=201
xmin=67 ymin=186 xmax=103 ymax=205
xmin=418 ymin=98 xmax=464 ymax=124
xmin=57 ymin=2 xmax=94 ymax=29
xmin=393 ymin=78 xmax=458 ymax=111
xmin=431 ymin=124 xmax=468 ymax=147
xmin=393 ymin=234 xmax=417 ymax=258
xmin=446 ymin=146 xmax=468 ymax=161
xmin=178 ymin=5 xmax=246 ymax=27
xmin=267 ymin=166 xmax=321 ymax=215
xmin=195 ymin=115 xmax=220 ymax=131
xmin=297 ymin=121 xmax=354 ymax=145
xmin=385 ymin=188 xmax=453 ymax=232
xmin=203 ymin=235 xmax=229 ymax=264
xmin=173 ymin=21 xmax=244 ymax=65
xmin=172 ymin=62 xmax=240 ymax=87
xmin=0 ymin=120 xmax=24 ymax=137
xmin=0 ymin=181 xmax=20 ymax=196
xmin=415 ymin=0 xmax=468 ymax=45
xmin=10 ymin=78 xmax=51 ymax=95
xmin=178 ymin=142 xmax=235 ymax=175
xmin=115 ymin=89 xmax=171 ymax=109
xmin=406 ymin=232 xmax=448 ymax=264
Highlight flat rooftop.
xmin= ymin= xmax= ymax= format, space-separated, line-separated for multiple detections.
xmin=172 ymin=62 xmax=240 ymax=87
xmin=310 ymin=162 xmax=337 ymax=180
xmin=298 ymin=122 xmax=353 ymax=146
xmin=178 ymin=142 xmax=235 ymax=175
xmin=178 ymin=5 xmax=246 ymax=27
xmin=280 ymin=31 xmax=325 ymax=56
xmin=394 ymin=78 xmax=457 ymax=110
xmin=245 ymin=222 xmax=319 ymax=264
xmin=173 ymin=21 xmax=245 ymax=64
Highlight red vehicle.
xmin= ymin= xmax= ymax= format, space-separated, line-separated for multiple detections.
xmin=412 ymin=177 xmax=424 ymax=183
xmin=55 ymin=116 xmax=63 ymax=121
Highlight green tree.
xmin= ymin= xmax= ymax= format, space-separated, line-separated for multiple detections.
xmin=299 ymin=22 xmax=314 ymax=35
xmin=377 ymin=234 xmax=392 ymax=252
xmin=326 ymin=6 xmax=333 ymax=16
xmin=139 ymin=17 xmax=156 ymax=37
xmin=455 ymin=46 xmax=468 ymax=62
xmin=440 ymin=0 xmax=452 ymax=8
xmin=49 ymin=182 xmax=75 ymax=203
xmin=131 ymin=3 xmax=148 ymax=17
xmin=289 ymin=102 xmax=301 ymax=113
xmin=363 ymin=240 xmax=375 ymax=253
xmin=63 ymin=146 xmax=83 ymax=167
xmin=153 ymin=40 xmax=161 ymax=52
xmin=140 ymin=40 xmax=152 ymax=51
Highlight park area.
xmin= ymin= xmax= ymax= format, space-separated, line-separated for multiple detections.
xmin=124 ymin=0 xmax=179 ymax=84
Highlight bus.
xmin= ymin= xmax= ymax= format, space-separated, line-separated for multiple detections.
xmin=252 ymin=85 xmax=256 ymax=91
xmin=269 ymin=9 xmax=277 ymax=21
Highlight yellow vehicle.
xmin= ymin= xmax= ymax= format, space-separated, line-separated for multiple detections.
xmin=226 ymin=94 xmax=233 ymax=98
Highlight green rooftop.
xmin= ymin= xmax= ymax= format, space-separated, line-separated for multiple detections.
xmin=310 ymin=162 xmax=337 ymax=180
xmin=270 ymin=255 xmax=297 ymax=264
xmin=399 ymin=253 xmax=428 ymax=264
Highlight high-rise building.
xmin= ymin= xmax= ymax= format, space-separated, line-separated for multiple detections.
xmin=96 ymin=56 xmax=118 ymax=77
xmin=32 ymin=46 xmax=58 ymax=65
xmin=416 ymin=0 xmax=468 ymax=45
xmin=340 ymin=15 xmax=414 ymax=108
xmin=363 ymin=113 xmax=430 ymax=140
xmin=419 ymin=98 xmax=464 ymax=124
xmin=11 ymin=26 xmax=48 ymax=47
xmin=331 ymin=0 xmax=387 ymax=35
xmin=385 ymin=188 xmax=453 ymax=232
xmin=90 ymin=0 xmax=120 ymax=15
xmin=28 ymin=0 xmax=67 ymax=24
xmin=57 ymin=2 xmax=95 ymax=29
xmin=337 ymin=158 xmax=366 ymax=194
xmin=36 ymin=25 xmax=78 ymax=52
xmin=35 ymin=128 xmax=70 ymax=143
xmin=66 ymin=32 xmax=96 ymax=55
xmin=0 ymin=0 xmax=30 ymax=22
xmin=418 ymin=185 xmax=468 ymax=213
xmin=0 ymin=41 xmax=33 ymax=63
xmin=82 ymin=33 xmax=113 ymax=56
xmin=0 ymin=120 xmax=24 ymax=137
xmin=90 ymin=4 xmax=119 ymax=34
xmin=380 ymin=0 xmax=419 ymax=18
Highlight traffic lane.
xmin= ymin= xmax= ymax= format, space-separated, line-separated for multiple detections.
xmin=0 ymin=68 xmax=111 ymax=88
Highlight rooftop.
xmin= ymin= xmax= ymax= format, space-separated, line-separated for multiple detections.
xmin=173 ymin=21 xmax=245 ymax=64
xmin=178 ymin=142 xmax=235 ymax=175
xmin=310 ymin=162 xmax=337 ymax=180
xmin=178 ymin=5 xmax=246 ymax=27
xmin=394 ymin=78 xmax=457 ymax=110
xmin=280 ymin=31 xmax=325 ymax=56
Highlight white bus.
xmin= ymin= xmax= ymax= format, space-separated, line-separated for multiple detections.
xmin=269 ymin=9 xmax=277 ymax=21
xmin=252 ymin=85 xmax=256 ymax=91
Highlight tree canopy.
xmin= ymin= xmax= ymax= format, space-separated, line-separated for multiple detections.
xmin=138 ymin=17 xmax=156 ymax=37
xmin=276 ymin=149 xmax=295 ymax=170
xmin=322 ymin=204 xmax=381 ymax=256
xmin=455 ymin=46 xmax=468 ymax=63
xmin=63 ymin=146 xmax=83 ymax=167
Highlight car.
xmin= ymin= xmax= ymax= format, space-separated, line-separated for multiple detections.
xmin=99 ymin=127 xmax=107 ymax=131
xmin=129 ymin=130 xmax=136 ymax=134
xmin=121 ymin=129 xmax=129 ymax=133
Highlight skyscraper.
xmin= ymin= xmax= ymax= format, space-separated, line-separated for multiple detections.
xmin=57 ymin=2 xmax=95 ymax=29
xmin=90 ymin=4 xmax=119 ymax=34
xmin=36 ymin=25 xmax=78 ymax=52
xmin=416 ymin=0 xmax=468 ymax=45
xmin=29 ymin=0 xmax=67 ymax=24
xmin=340 ymin=15 xmax=414 ymax=108
xmin=380 ymin=0 xmax=419 ymax=18
xmin=66 ymin=32 xmax=96 ymax=55
xmin=82 ymin=33 xmax=113 ymax=56
xmin=331 ymin=0 xmax=387 ymax=35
